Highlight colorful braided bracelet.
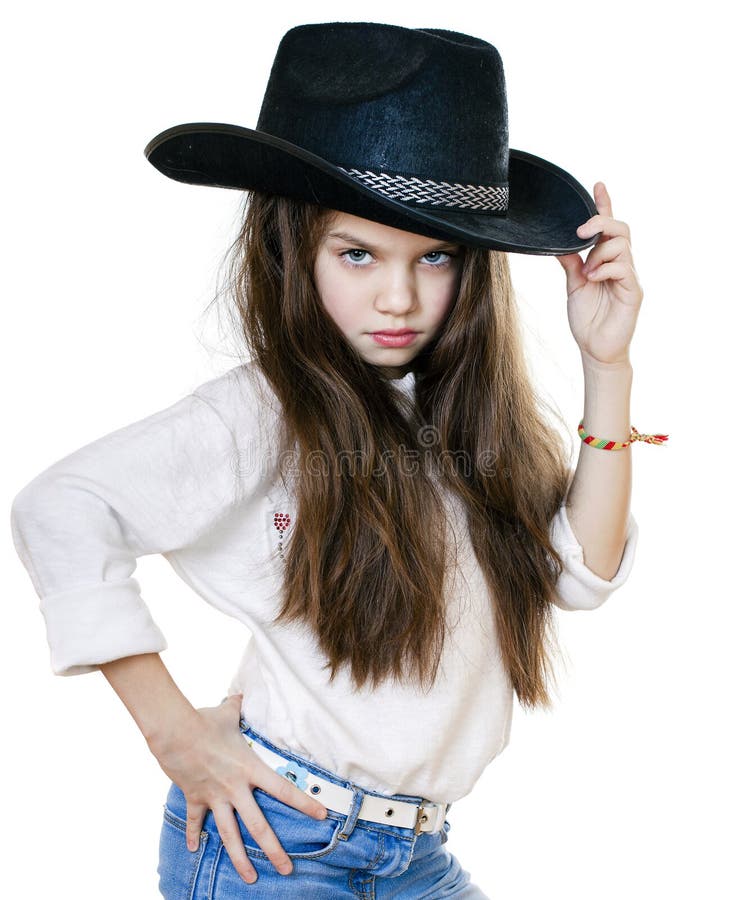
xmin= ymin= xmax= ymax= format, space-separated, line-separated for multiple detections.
xmin=577 ymin=421 xmax=669 ymax=450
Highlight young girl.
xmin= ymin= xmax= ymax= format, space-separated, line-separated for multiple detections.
xmin=10 ymin=21 xmax=665 ymax=899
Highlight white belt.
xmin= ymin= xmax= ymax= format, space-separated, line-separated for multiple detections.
xmin=242 ymin=733 xmax=449 ymax=835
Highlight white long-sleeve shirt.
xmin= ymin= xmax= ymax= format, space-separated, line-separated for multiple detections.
xmin=10 ymin=362 xmax=638 ymax=803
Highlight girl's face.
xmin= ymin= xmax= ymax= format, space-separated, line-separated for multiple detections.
xmin=313 ymin=211 xmax=464 ymax=379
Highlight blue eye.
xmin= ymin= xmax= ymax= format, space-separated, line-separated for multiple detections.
xmin=341 ymin=249 xmax=372 ymax=266
xmin=422 ymin=251 xmax=451 ymax=265
xmin=339 ymin=249 xmax=454 ymax=268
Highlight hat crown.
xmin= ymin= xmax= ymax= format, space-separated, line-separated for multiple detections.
xmin=256 ymin=22 xmax=509 ymax=185
xmin=143 ymin=20 xmax=597 ymax=255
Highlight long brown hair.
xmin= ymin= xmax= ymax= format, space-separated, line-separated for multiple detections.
xmin=214 ymin=191 xmax=573 ymax=710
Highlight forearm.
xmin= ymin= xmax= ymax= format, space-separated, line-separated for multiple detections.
xmin=565 ymin=354 xmax=633 ymax=580
xmin=99 ymin=652 xmax=200 ymax=747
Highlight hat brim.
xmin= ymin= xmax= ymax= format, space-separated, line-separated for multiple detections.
xmin=144 ymin=123 xmax=599 ymax=256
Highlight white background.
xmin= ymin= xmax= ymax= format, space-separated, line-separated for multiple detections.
xmin=3 ymin=2 xmax=738 ymax=897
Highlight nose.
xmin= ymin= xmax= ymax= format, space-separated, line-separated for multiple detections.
xmin=374 ymin=266 xmax=418 ymax=316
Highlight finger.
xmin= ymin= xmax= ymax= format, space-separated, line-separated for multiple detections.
xmin=583 ymin=236 xmax=632 ymax=273
xmin=230 ymin=794 xmax=296 ymax=877
xmin=576 ymin=215 xmax=630 ymax=243
xmin=186 ymin=802 xmax=207 ymax=852
xmin=259 ymin=761 xmax=329 ymax=820
xmin=583 ymin=261 xmax=634 ymax=284
xmin=211 ymin=803 xmax=262 ymax=884
xmin=594 ymin=181 xmax=613 ymax=218
xmin=243 ymin=743 xmax=328 ymax=819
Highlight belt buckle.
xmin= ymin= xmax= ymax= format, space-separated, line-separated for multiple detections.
xmin=414 ymin=801 xmax=444 ymax=835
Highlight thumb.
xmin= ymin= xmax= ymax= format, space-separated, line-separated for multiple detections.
xmin=218 ymin=693 xmax=244 ymax=715
xmin=555 ymin=252 xmax=588 ymax=293
xmin=221 ymin=693 xmax=243 ymax=725
xmin=556 ymin=252 xmax=584 ymax=277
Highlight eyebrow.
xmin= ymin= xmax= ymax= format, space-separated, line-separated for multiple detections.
xmin=325 ymin=230 xmax=461 ymax=254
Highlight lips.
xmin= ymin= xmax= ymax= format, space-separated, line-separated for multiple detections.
xmin=370 ymin=331 xmax=418 ymax=347
xmin=371 ymin=330 xmax=417 ymax=336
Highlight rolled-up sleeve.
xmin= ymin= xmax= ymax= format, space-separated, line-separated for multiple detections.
xmin=10 ymin=390 xmax=243 ymax=676
xmin=549 ymin=503 xmax=639 ymax=611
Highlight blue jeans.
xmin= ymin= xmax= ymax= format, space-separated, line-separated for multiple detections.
xmin=157 ymin=717 xmax=489 ymax=898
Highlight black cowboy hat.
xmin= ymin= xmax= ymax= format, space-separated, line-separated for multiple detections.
xmin=144 ymin=21 xmax=599 ymax=256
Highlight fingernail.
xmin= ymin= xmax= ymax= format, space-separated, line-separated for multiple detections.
xmin=278 ymin=862 xmax=293 ymax=875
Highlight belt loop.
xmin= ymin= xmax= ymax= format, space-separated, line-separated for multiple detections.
xmin=337 ymin=786 xmax=364 ymax=841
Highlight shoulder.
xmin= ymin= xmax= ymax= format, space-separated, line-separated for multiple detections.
xmin=189 ymin=359 xmax=284 ymax=452
xmin=191 ymin=359 xmax=277 ymax=414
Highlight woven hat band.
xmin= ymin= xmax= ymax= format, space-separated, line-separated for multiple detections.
xmin=338 ymin=166 xmax=509 ymax=214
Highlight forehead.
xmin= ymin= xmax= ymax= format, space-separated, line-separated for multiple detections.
xmin=321 ymin=210 xmax=458 ymax=250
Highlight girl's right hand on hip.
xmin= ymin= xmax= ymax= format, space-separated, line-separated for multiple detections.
xmin=146 ymin=693 xmax=329 ymax=884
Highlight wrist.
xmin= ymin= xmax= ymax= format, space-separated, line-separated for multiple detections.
xmin=145 ymin=701 xmax=202 ymax=752
xmin=579 ymin=356 xmax=632 ymax=443
xmin=580 ymin=351 xmax=633 ymax=378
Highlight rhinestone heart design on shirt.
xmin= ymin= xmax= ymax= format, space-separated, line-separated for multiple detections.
xmin=273 ymin=512 xmax=292 ymax=561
